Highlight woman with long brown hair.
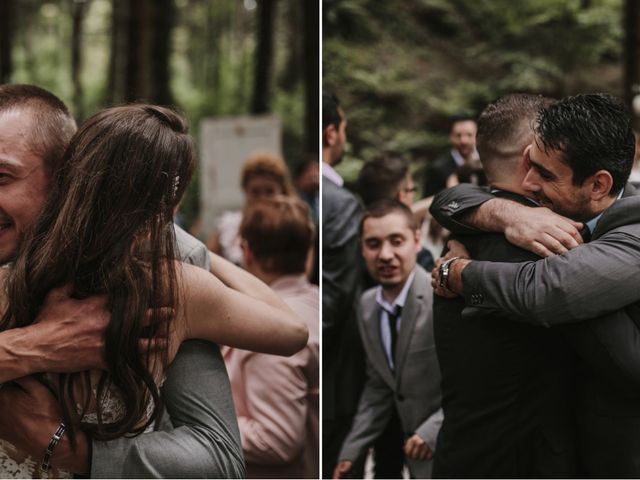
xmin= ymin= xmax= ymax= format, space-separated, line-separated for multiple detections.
xmin=0 ymin=104 xmax=307 ymax=478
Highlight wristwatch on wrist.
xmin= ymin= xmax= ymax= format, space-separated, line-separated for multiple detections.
xmin=438 ymin=256 xmax=461 ymax=290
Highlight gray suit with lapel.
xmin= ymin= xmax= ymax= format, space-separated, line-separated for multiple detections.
xmin=434 ymin=183 xmax=640 ymax=476
xmin=338 ymin=266 xmax=443 ymax=478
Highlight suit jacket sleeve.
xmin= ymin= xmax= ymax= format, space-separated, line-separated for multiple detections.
xmin=91 ymin=229 xmax=244 ymax=478
xmin=236 ymin=351 xmax=309 ymax=465
xmin=337 ymin=354 xmax=395 ymax=463
xmin=429 ymin=184 xmax=494 ymax=235
xmin=91 ymin=341 xmax=245 ymax=478
xmin=322 ymin=184 xmax=362 ymax=344
xmin=462 ymin=227 xmax=640 ymax=326
xmin=414 ymin=408 xmax=443 ymax=451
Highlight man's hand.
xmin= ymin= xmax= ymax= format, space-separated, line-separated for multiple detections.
xmin=26 ymin=286 xmax=109 ymax=373
xmin=443 ymin=239 xmax=470 ymax=260
xmin=404 ymin=433 xmax=433 ymax=461
xmin=0 ymin=376 xmax=89 ymax=474
xmin=501 ymin=205 xmax=583 ymax=257
xmin=333 ymin=460 xmax=353 ymax=478
xmin=431 ymin=240 xmax=470 ymax=298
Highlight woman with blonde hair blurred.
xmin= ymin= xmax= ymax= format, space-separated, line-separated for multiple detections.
xmin=207 ymin=151 xmax=294 ymax=265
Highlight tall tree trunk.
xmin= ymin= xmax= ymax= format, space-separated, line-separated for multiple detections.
xmin=108 ymin=0 xmax=129 ymax=104
xmin=251 ymin=0 xmax=276 ymax=114
xmin=71 ymin=0 xmax=88 ymax=119
xmin=126 ymin=0 xmax=153 ymax=102
xmin=303 ymin=0 xmax=319 ymax=155
xmin=279 ymin=1 xmax=302 ymax=90
xmin=108 ymin=0 xmax=172 ymax=104
xmin=150 ymin=0 xmax=174 ymax=105
xmin=0 ymin=0 xmax=15 ymax=84
xmin=624 ymin=0 xmax=640 ymax=128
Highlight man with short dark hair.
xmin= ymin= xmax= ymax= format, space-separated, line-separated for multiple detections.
xmin=0 ymin=84 xmax=245 ymax=478
xmin=358 ymin=153 xmax=434 ymax=294
xmin=432 ymin=92 xmax=640 ymax=477
xmin=357 ymin=154 xmax=416 ymax=207
xmin=333 ymin=199 xmax=442 ymax=479
xmin=322 ymin=92 xmax=366 ymax=478
xmin=431 ymin=93 xmax=579 ymax=478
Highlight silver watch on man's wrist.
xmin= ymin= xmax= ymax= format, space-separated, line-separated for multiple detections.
xmin=438 ymin=256 xmax=461 ymax=290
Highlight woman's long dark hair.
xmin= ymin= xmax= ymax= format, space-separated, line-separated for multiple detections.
xmin=0 ymin=105 xmax=194 ymax=440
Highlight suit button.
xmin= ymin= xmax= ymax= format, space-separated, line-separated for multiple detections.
xmin=397 ymin=394 xmax=405 ymax=401
xmin=471 ymin=293 xmax=484 ymax=306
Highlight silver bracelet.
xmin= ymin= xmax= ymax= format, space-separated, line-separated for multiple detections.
xmin=40 ymin=422 xmax=66 ymax=473
xmin=438 ymin=256 xmax=462 ymax=290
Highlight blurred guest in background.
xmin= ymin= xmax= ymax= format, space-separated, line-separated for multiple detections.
xmin=322 ymin=92 xmax=366 ymax=478
xmin=207 ymin=152 xmax=294 ymax=266
xmin=295 ymin=156 xmax=320 ymax=285
xmin=358 ymin=154 xmax=435 ymax=274
xmin=422 ymin=114 xmax=479 ymax=198
xmin=295 ymin=156 xmax=320 ymax=224
xmin=224 ymin=196 xmax=319 ymax=479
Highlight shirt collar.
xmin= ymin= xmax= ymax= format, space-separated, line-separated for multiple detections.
xmin=375 ymin=268 xmax=416 ymax=314
xmin=451 ymin=148 xmax=479 ymax=167
xmin=322 ymin=162 xmax=344 ymax=187
xmin=585 ymin=188 xmax=624 ymax=234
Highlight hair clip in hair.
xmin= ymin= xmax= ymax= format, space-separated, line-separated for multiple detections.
xmin=173 ymin=175 xmax=180 ymax=196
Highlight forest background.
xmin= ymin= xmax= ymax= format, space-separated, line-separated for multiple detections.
xmin=324 ymin=0 xmax=640 ymax=192
xmin=0 ymin=0 xmax=319 ymax=230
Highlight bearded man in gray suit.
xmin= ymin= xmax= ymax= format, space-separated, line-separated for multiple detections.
xmin=333 ymin=199 xmax=443 ymax=479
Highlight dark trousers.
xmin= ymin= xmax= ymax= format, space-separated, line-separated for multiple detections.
xmin=373 ymin=408 xmax=405 ymax=478
xmin=323 ymin=417 xmax=365 ymax=479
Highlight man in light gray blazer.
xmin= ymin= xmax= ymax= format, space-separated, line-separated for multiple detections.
xmin=334 ymin=199 xmax=442 ymax=479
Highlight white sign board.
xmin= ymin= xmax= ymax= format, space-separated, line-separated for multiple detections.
xmin=199 ymin=114 xmax=282 ymax=238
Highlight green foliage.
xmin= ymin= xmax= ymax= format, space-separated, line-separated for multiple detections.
xmin=10 ymin=0 xmax=308 ymax=230
xmin=325 ymin=0 xmax=624 ymax=185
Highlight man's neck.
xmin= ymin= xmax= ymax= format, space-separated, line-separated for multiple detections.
xmin=591 ymin=193 xmax=619 ymax=217
xmin=382 ymin=286 xmax=402 ymax=304
xmin=489 ymin=180 xmax=529 ymax=199
xmin=245 ymin=264 xmax=278 ymax=286
xmin=322 ymin=150 xmax=332 ymax=166
xmin=381 ymin=271 xmax=414 ymax=304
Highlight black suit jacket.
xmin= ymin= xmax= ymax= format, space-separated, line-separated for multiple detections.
xmin=432 ymin=183 xmax=640 ymax=477
xmin=433 ymin=190 xmax=578 ymax=478
xmin=423 ymin=152 xmax=458 ymax=198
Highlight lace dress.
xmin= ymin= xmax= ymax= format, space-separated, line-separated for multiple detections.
xmin=0 ymin=377 xmax=153 ymax=478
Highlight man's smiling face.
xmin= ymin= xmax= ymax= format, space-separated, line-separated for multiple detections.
xmin=522 ymin=137 xmax=593 ymax=221
xmin=0 ymin=109 xmax=50 ymax=264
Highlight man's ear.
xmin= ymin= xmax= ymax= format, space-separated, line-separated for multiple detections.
xmin=588 ymin=169 xmax=614 ymax=200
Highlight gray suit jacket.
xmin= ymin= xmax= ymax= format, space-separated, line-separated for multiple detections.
xmin=322 ymin=176 xmax=365 ymax=422
xmin=338 ymin=267 xmax=443 ymax=478
xmin=435 ymin=184 xmax=640 ymax=476
xmin=91 ymin=226 xmax=245 ymax=478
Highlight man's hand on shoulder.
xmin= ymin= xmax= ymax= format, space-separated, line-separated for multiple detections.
xmin=495 ymin=203 xmax=583 ymax=257
xmin=0 ymin=376 xmax=89 ymax=474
